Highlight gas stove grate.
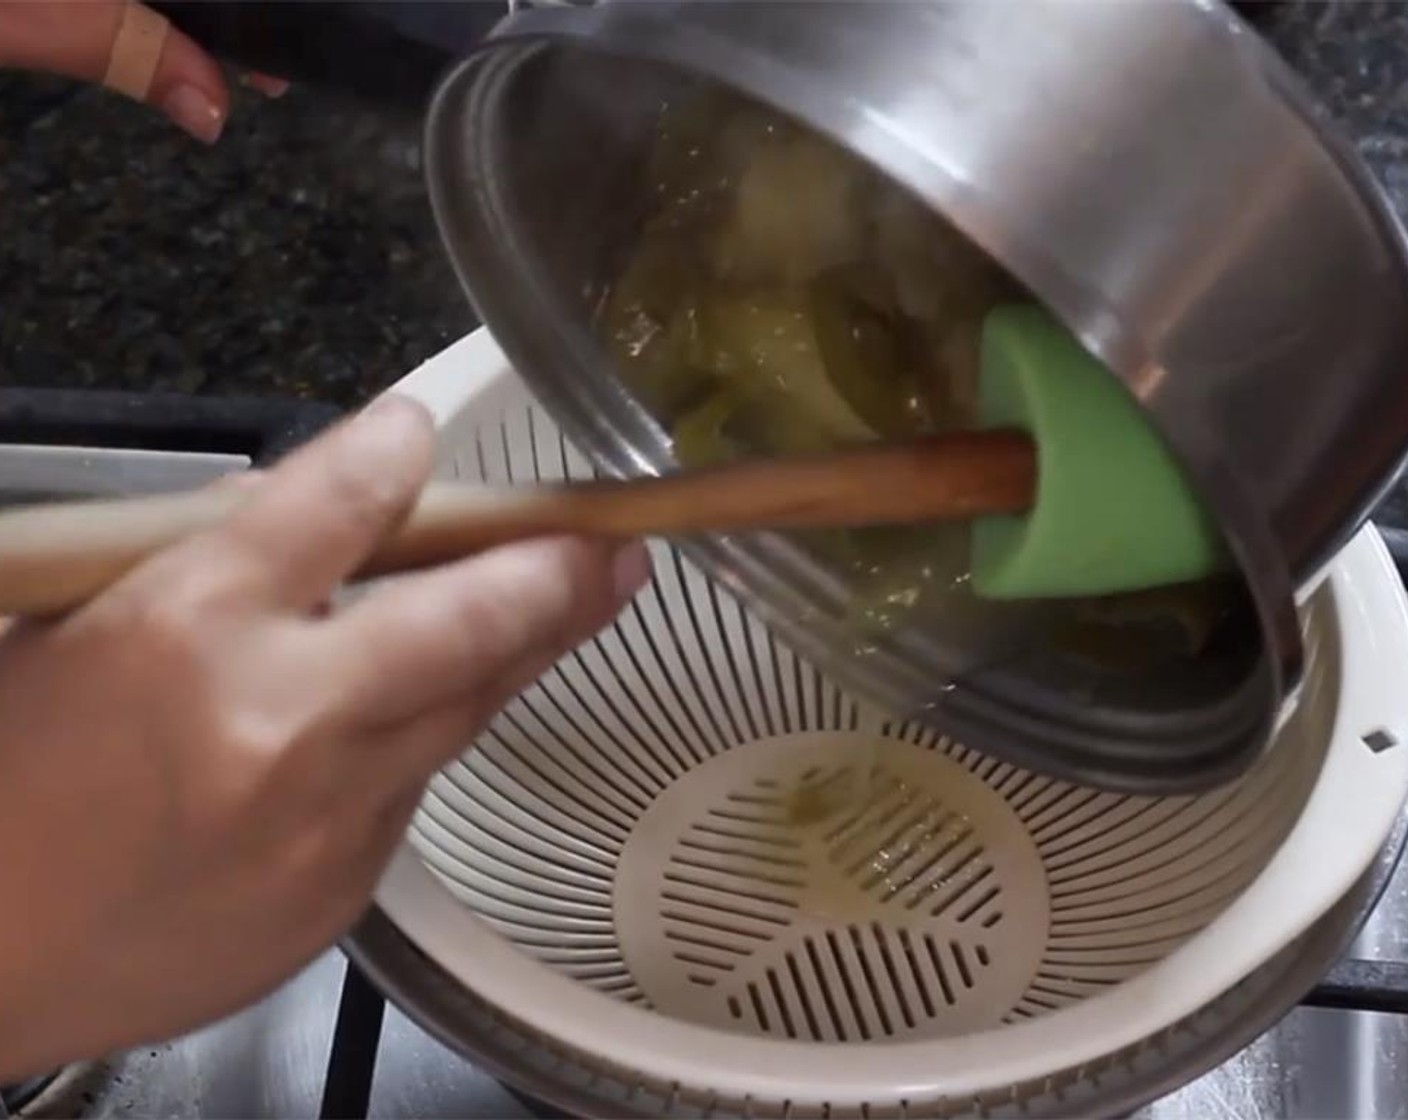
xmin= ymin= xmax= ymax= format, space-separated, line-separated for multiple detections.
xmin=314 ymin=954 xmax=1408 ymax=1120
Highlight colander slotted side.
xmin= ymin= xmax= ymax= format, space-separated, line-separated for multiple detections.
xmin=365 ymin=334 xmax=1408 ymax=1115
xmin=405 ymin=401 xmax=1317 ymax=1058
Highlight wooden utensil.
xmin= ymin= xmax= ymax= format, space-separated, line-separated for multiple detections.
xmin=0 ymin=430 xmax=1035 ymax=617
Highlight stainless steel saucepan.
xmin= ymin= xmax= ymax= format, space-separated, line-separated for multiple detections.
xmin=419 ymin=0 xmax=1408 ymax=793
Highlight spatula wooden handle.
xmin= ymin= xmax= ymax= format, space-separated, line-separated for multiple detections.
xmin=0 ymin=429 xmax=1034 ymax=617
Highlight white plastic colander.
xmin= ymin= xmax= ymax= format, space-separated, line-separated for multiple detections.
xmin=367 ymin=328 xmax=1408 ymax=1116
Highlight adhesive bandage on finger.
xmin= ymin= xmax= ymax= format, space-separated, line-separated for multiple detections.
xmin=101 ymin=1 xmax=170 ymax=101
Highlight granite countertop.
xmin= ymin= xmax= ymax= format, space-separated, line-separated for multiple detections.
xmin=0 ymin=72 xmax=472 ymax=408
xmin=0 ymin=1 xmax=1407 ymax=424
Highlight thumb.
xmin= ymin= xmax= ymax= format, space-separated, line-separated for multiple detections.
xmin=0 ymin=0 xmax=229 ymax=144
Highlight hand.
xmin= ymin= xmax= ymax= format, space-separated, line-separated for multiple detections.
xmin=0 ymin=0 xmax=288 ymax=144
xmin=0 ymin=396 xmax=650 ymax=1080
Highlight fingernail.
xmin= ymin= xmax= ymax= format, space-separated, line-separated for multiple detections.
xmin=348 ymin=396 xmax=434 ymax=481
xmin=357 ymin=394 xmax=430 ymax=433
xmin=243 ymin=72 xmax=291 ymax=98
xmin=612 ymin=542 xmax=652 ymax=602
xmin=163 ymin=84 xmax=224 ymax=144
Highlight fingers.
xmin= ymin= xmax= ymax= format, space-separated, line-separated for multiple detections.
xmin=123 ymin=6 xmax=231 ymax=144
xmin=207 ymin=396 xmax=436 ymax=613
xmin=0 ymin=1 xmax=291 ymax=146
xmin=363 ymin=701 xmax=490 ymax=794
xmin=0 ymin=2 xmax=134 ymax=82
xmin=330 ymin=537 xmax=652 ymax=733
xmin=240 ymin=71 xmax=289 ymax=99
xmin=0 ymin=1 xmax=229 ymax=143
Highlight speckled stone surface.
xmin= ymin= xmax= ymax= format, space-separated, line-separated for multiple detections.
xmin=1 ymin=2 xmax=1407 ymax=521
xmin=1256 ymin=2 xmax=1408 ymax=527
xmin=1264 ymin=2 xmax=1408 ymax=218
xmin=0 ymin=77 xmax=472 ymax=407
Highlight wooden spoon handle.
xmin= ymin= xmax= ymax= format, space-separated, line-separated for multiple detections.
xmin=0 ymin=429 xmax=1034 ymax=617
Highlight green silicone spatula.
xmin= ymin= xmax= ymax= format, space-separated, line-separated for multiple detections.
xmin=0 ymin=304 xmax=1223 ymax=617
xmin=970 ymin=303 xmax=1227 ymax=598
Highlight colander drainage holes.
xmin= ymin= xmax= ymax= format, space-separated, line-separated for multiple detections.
xmin=614 ymin=733 xmax=1050 ymax=1041
xmin=1363 ymin=728 xmax=1399 ymax=753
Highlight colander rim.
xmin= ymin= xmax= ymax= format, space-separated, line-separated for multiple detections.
xmin=374 ymin=338 xmax=1408 ymax=1106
